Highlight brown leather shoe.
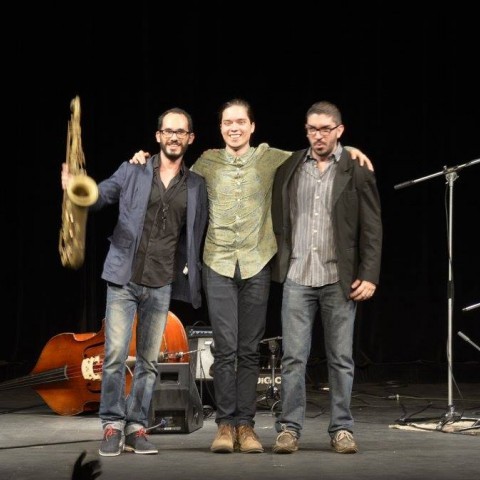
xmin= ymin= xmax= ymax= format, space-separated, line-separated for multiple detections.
xmin=272 ymin=429 xmax=299 ymax=454
xmin=235 ymin=425 xmax=264 ymax=453
xmin=210 ymin=424 xmax=235 ymax=453
xmin=330 ymin=430 xmax=358 ymax=454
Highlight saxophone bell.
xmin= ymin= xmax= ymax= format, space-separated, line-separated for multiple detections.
xmin=67 ymin=174 xmax=99 ymax=207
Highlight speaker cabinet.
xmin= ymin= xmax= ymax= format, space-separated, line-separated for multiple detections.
xmin=187 ymin=326 xmax=214 ymax=380
xmin=148 ymin=363 xmax=203 ymax=434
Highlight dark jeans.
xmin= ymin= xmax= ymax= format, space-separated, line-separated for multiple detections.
xmin=203 ymin=262 xmax=271 ymax=426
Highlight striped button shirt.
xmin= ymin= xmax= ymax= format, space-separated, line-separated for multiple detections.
xmin=287 ymin=145 xmax=343 ymax=287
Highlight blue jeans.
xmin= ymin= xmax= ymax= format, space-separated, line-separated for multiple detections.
xmin=275 ymin=279 xmax=356 ymax=438
xmin=203 ymin=263 xmax=270 ymax=426
xmin=99 ymin=281 xmax=171 ymax=435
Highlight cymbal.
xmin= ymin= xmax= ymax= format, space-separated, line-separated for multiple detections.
xmin=260 ymin=336 xmax=282 ymax=344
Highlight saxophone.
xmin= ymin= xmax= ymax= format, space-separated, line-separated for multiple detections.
xmin=58 ymin=96 xmax=99 ymax=269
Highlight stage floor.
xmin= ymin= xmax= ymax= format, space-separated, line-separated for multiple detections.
xmin=1 ymin=382 xmax=479 ymax=480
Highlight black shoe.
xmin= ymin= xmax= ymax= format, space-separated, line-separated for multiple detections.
xmin=124 ymin=428 xmax=158 ymax=454
xmin=99 ymin=426 xmax=124 ymax=457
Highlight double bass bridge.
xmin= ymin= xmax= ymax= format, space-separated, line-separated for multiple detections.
xmin=81 ymin=356 xmax=102 ymax=381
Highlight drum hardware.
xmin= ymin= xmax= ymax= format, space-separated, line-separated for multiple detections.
xmin=158 ymin=349 xmax=198 ymax=362
xmin=257 ymin=336 xmax=282 ymax=414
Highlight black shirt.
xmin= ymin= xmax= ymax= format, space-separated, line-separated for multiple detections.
xmin=131 ymin=154 xmax=187 ymax=287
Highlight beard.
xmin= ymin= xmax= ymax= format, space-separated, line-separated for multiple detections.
xmin=160 ymin=141 xmax=187 ymax=161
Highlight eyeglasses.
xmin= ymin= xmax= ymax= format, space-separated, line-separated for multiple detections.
xmin=305 ymin=124 xmax=341 ymax=137
xmin=159 ymin=129 xmax=190 ymax=139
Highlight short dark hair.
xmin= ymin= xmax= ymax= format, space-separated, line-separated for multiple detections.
xmin=306 ymin=101 xmax=342 ymax=125
xmin=157 ymin=107 xmax=193 ymax=132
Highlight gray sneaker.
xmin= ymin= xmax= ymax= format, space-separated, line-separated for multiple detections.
xmin=124 ymin=428 xmax=158 ymax=454
xmin=99 ymin=426 xmax=124 ymax=457
xmin=331 ymin=430 xmax=358 ymax=454
xmin=272 ymin=430 xmax=299 ymax=454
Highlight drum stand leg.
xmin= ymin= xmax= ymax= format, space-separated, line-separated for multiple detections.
xmin=257 ymin=337 xmax=282 ymax=415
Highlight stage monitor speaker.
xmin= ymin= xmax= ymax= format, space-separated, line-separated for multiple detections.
xmin=187 ymin=326 xmax=214 ymax=380
xmin=148 ymin=363 xmax=203 ymax=434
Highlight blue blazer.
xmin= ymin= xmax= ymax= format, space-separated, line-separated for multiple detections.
xmin=91 ymin=156 xmax=208 ymax=309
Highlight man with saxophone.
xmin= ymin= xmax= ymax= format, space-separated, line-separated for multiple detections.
xmin=61 ymin=107 xmax=208 ymax=457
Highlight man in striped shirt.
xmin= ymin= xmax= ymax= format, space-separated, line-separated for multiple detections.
xmin=271 ymin=101 xmax=382 ymax=455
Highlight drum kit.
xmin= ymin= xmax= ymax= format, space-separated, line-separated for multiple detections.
xmin=256 ymin=336 xmax=283 ymax=413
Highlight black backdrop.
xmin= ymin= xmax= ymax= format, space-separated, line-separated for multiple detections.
xmin=6 ymin=2 xmax=480 ymax=381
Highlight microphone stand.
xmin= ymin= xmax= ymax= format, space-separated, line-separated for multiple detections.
xmin=456 ymin=331 xmax=480 ymax=430
xmin=457 ymin=331 xmax=480 ymax=353
xmin=462 ymin=302 xmax=480 ymax=313
xmin=394 ymin=157 xmax=480 ymax=428
xmin=460 ymin=301 xmax=480 ymax=353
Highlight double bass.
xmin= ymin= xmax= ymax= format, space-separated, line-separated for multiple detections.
xmin=0 ymin=311 xmax=190 ymax=416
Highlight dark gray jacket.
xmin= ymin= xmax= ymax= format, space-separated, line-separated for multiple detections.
xmin=271 ymin=148 xmax=382 ymax=299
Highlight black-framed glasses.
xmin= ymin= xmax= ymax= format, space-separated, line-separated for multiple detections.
xmin=159 ymin=129 xmax=190 ymax=139
xmin=305 ymin=124 xmax=341 ymax=137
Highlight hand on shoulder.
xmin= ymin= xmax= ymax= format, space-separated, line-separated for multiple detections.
xmin=345 ymin=146 xmax=374 ymax=172
xmin=129 ymin=150 xmax=150 ymax=165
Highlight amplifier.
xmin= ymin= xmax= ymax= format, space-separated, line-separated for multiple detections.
xmin=187 ymin=325 xmax=214 ymax=380
xmin=149 ymin=363 xmax=203 ymax=434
